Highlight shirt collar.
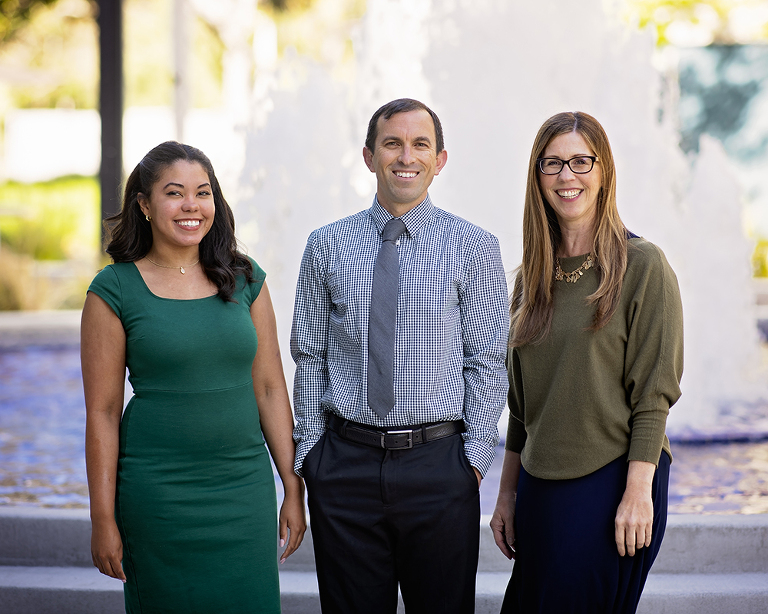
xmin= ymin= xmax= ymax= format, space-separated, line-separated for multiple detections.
xmin=370 ymin=194 xmax=434 ymax=237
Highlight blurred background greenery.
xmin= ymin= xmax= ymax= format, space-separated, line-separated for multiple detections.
xmin=0 ymin=0 xmax=365 ymax=309
xmin=0 ymin=0 xmax=766 ymax=310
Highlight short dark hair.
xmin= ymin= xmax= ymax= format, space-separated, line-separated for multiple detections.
xmin=365 ymin=98 xmax=444 ymax=153
xmin=104 ymin=141 xmax=255 ymax=302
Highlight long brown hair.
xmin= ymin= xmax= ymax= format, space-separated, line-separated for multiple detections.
xmin=510 ymin=111 xmax=628 ymax=346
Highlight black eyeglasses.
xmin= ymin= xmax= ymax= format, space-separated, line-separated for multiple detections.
xmin=537 ymin=156 xmax=599 ymax=175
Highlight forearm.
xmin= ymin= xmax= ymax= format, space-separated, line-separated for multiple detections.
xmin=497 ymin=450 xmax=522 ymax=501
xmin=624 ymin=459 xmax=656 ymax=497
xmin=85 ymin=411 xmax=121 ymax=523
xmin=257 ymin=386 xmax=304 ymax=494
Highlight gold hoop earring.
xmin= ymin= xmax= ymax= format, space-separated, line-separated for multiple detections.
xmin=146 ymin=214 xmax=152 ymax=222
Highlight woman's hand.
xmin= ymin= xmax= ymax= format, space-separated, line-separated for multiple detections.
xmin=490 ymin=450 xmax=522 ymax=560
xmin=615 ymin=460 xmax=656 ymax=556
xmin=278 ymin=485 xmax=307 ymax=563
xmin=490 ymin=495 xmax=517 ymax=560
xmin=91 ymin=518 xmax=126 ymax=582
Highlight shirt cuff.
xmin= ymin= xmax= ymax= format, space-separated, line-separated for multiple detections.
xmin=294 ymin=434 xmax=322 ymax=477
xmin=463 ymin=438 xmax=496 ymax=478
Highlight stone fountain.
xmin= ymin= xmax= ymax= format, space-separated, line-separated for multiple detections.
xmin=228 ymin=0 xmax=768 ymax=439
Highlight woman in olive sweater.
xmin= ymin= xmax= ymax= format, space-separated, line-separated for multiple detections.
xmin=490 ymin=112 xmax=683 ymax=614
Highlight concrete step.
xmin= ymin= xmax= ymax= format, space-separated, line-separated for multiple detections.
xmin=478 ymin=513 xmax=768 ymax=574
xmin=0 ymin=565 xmax=123 ymax=614
xmin=651 ymin=514 xmax=768 ymax=574
xmin=637 ymin=573 xmax=768 ymax=614
xmin=0 ymin=507 xmax=92 ymax=568
xmin=2 ymin=567 xmax=766 ymax=614
xmin=4 ymin=507 xmax=768 ymax=574
xmin=2 ymin=507 xmax=767 ymax=613
xmin=477 ymin=573 xmax=768 ymax=614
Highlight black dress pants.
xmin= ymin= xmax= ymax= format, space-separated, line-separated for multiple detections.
xmin=303 ymin=429 xmax=481 ymax=614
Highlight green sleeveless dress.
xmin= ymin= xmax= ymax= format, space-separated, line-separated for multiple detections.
xmin=88 ymin=260 xmax=280 ymax=614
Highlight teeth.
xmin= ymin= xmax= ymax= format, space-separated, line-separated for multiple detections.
xmin=557 ymin=189 xmax=581 ymax=198
xmin=176 ymin=220 xmax=200 ymax=227
xmin=395 ymin=171 xmax=417 ymax=178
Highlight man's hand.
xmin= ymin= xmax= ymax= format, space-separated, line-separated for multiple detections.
xmin=473 ymin=467 xmax=482 ymax=488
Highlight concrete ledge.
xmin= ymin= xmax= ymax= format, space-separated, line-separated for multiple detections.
xmin=278 ymin=571 xmax=320 ymax=613
xmin=0 ymin=506 xmax=316 ymax=571
xmin=1 ymin=567 xmax=766 ymax=614
xmin=254 ymin=572 xmax=768 ymax=614
xmin=0 ymin=309 xmax=80 ymax=348
xmin=0 ymin=507 xmax=91 ymax=567
xmin=0 ymin=566 xmax=124 ymax=614
xmin=653 ymin=514 xmax=768 ymax=573
xmin=479 ymin=513 xmax=768 ymax=574
xmin=638 ymin=573 xmax=768 ymax=614
xmin=4 ymin=507 xmax=768 ymax=574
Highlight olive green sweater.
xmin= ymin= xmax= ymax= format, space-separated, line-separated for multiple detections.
xmin=506 ymin=237 xmax=684 ymax=480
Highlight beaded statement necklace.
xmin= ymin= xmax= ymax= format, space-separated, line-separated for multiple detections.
xmin=554 ymin=253 xmax=594 ymax=283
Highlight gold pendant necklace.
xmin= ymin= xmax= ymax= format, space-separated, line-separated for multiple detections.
xmin=146 ymin=256 xmax=200 ymax=275
xmin=554 ymin=253 xmax=594 ymax=283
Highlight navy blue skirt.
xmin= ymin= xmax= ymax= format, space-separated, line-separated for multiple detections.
xmin=500 ymin=452 xmax=670 ymax=614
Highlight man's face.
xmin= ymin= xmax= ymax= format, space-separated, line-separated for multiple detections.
xmin=363 ymin=109 xmax=448 ymax=216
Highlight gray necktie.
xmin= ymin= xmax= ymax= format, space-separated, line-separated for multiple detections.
xmin=368 ymin=218 xmax=406 ymax=418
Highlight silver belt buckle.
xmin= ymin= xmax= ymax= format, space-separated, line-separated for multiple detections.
xmin=384 ymin=429 xmax=414 ymax=450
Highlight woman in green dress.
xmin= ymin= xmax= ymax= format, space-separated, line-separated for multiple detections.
xmin=82 ymin=141 xmax=306 ymax=613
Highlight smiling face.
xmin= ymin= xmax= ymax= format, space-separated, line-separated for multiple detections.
xmin=538 ymin=131 xmax=602 ymax=230
xmin=137 ymin=160 xmax=215 ymax=252
xmin=363 ymin=109 xmax=448 ymax=217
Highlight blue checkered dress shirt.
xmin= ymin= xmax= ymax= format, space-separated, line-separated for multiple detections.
xmin=290 ymin=195 xmax=509 ymax=476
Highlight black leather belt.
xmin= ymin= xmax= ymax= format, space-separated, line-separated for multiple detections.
xmin=328 ymin=413 xmax=465 ymax=450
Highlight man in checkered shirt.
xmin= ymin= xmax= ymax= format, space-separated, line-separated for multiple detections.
xmin=291 ymin=98 xmax=509 ymax=614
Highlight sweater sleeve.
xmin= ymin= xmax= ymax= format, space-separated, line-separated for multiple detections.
xmin=505 ymin=347 xmax=528 ymax=453
xmin=624 ymin=242 xmax=684 ymax=465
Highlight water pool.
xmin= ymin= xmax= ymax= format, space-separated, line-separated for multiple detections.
xmin=1 ymin=343 xmax=767 ymax=515
xmin=0 ymin=344 xmax=88 ymax=507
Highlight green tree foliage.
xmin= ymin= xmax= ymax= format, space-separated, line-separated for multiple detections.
xmin=0 ymin=0 xmax=98 ymax=108
xmin=623 ymin=0 xmax=768 ymax=45
xmin=262 ymin=0 xmax=315 ymax=11
xmin=0 ymin=176 xmax=99 ymax=260
xmin=0 ymin=0 xmax=60 ymax=45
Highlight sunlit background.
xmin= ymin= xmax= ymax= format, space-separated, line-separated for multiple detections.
xmin=1 ymin=0 xmax=768 ymax=513
xmin=0 ymin=0 xmax=767 ymax=307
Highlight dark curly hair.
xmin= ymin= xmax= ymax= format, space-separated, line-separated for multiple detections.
xmin=104 ymin=141 xmax=255 ymax=302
